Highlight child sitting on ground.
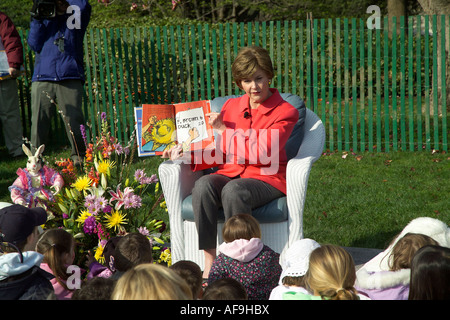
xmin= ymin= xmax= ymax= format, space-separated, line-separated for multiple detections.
xmin=203 ymin=278 xmax=248 ymax=300
xmin=409 ymin=245 xmax=450 ymax=300
xmin=36 ymin=228 xmax=78 ymax=300
xmin=170 ymin=260 xmax=203 ymax=299
xmin=111 ymin=263 xmax=191 ymax=300
xmin=356 ymin=232 xmax=439 ymax=300
xmin=286 ymin=244 xmax=366 ymax=300
xmin=86 ymin=236 xmax=121 ymax=279
xmin=207 ymin=213 xmax=282 ymax=300
xmin=269 ymin=238 xmax=320 ymax=300
xmin=71 ymin=277 xmax=116 ymax=300
xmin=356 ymin=217 xmax=450 ymax=300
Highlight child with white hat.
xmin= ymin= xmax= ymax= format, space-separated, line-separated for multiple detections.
xmin=269 ymin=238 xmax=320 ymax=300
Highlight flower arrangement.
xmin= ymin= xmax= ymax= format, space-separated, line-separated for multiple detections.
xmin=44 ymin=112 xmax=170 ymax=266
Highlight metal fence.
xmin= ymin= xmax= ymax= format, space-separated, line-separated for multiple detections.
xmin=7 ymin=15 xmax=449 ymax=153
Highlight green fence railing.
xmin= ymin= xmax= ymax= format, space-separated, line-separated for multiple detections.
xmin=5 ymin=15 xmax=449 ymax=153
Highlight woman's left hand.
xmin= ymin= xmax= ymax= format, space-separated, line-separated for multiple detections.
xmin=206 ymin=112 xmax=226 ymax=133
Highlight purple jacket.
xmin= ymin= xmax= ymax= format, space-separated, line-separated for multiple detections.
xmin=355 ymin=269 xmax=410 ymax=300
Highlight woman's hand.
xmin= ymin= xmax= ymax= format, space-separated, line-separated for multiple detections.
xmin=161 ymin=144 xmax=184 ymax=160
xmin=205 ymin=112 xmax=226 ymax=134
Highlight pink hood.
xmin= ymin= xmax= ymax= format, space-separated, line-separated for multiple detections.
xmin=218 ymin=238 xmax=264 ymax=262
xmin=40 ymin=263 xmax=73 ymax=300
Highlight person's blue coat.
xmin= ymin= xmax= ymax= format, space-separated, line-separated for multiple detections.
xmin=27 ymin=0 xmax=91 ymax=82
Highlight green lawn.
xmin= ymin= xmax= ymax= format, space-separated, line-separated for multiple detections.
xmin=303 ymin=150 xmax=449 ymax=249
xmin=1 ymin=145 xmax=448 ymax=251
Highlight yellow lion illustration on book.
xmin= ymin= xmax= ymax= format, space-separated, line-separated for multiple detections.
xmin=142 ymin=116 xmax=177 ymax=152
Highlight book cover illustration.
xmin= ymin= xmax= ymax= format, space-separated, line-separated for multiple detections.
xmin=135 ymin=100 xmax=215 ymax=157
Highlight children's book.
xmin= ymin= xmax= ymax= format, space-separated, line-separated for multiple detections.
xmin=134 ymin=100 xmax=215 ymax=157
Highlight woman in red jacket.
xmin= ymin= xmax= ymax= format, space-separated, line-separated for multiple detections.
xmin=163 ymin=46 xmax=299 ymax=278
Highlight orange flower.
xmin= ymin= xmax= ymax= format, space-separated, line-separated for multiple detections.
xmin=88 ymin=167 xmax=100 ymax=187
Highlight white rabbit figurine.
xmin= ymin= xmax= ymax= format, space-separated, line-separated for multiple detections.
xmin=8 ymin=144 xmax=64 ymax=208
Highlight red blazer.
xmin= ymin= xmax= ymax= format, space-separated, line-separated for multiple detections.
xmin=192 ymin=89 xmax=299 ymax=194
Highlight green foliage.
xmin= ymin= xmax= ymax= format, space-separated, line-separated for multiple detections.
xmin=0 ymin=0 xmax=33 ymax=29
xmin=0 ymin=0 xmax=390 ymax=30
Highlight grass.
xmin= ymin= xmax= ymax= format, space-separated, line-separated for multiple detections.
xmin=303 ymin=150 xmax=449 ymax=249
xmin=1 ymin=145 xmax=448 ymax=251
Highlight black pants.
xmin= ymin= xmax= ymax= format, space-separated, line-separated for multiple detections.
xmin=192 ymin=174 xmax=284 ymax=250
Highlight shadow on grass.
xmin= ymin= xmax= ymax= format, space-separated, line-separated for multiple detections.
xmin=349 ymin=230 xmax=400 ymax=250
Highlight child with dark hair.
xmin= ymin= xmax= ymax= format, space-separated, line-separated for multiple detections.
xmin=112 ymin=232 xmax=153 ymax=279
xmin=207 ymin=213 xmax=281 ymax=300
xmin=0 ymin=204 xmax=54 ymax=300
xmin=203 ymin=278 xmax=248 ymax=300
xmin=86 ymin=236 xmax=121 ymax=279
xmin=409 ymin=245 xmax=450 ymax=300
xmin=72 ymin=277 xmax=116 ymax=300
xmin=170 ymin=260 xmax=203 ymax=299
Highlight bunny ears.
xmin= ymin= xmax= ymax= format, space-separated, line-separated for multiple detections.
xmin=22 ymin=144 xmax=45 ymax=159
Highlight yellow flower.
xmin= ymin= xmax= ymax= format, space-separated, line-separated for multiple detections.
xmin=72 ymin=175 xmax=92 ymax=192
xmin=104 ymin=210 xmax=128 ymax=231
xmin=75 ymin=210 xmax=92 ymax=225
xmin=158 ymin=248 xmax=172 ymax=266
xmin=94 ymin=245 xmax=105 ymax=264
xmin=97 ymin=159 xmax=116 ymax=175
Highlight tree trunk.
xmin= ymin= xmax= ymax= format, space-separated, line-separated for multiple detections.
xmin=387 ymin=0 xmax=407 ymax=37
xmin=417 ymin=0 xmax=450 ymax=114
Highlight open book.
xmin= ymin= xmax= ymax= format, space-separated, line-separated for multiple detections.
xmin=134 ymin=100 xmax=215 ymax=156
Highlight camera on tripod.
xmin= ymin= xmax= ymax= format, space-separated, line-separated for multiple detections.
xmin=30 ymin=0 xmax=57 ymax=20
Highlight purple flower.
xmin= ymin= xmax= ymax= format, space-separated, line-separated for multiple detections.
xmin=134 ymin=169 xmax=158 ymax=185
xmin=124 ymin=194 xmax=142 ymax=209
xmin=62 ymin=213 xmax=69 ymax=219
xmin=80 ymin=124 xmax=87 ymax=147
xmin=83 ymin=216 xmax=97 ymax=235
xmin=114 ymin=143 xmax=124 ymax=155
xmin=103 ymin=205 xmax=112 ymax=213
xmin=101 ymin=112 xmax=107 ymax=122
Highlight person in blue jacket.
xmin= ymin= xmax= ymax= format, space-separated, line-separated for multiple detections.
xmin=27 ymin=0 xmax=91 ymax=165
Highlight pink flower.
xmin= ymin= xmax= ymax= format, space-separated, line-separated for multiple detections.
xmin=109 ymin=185 xmax=134 ymax=210
xmin=138 ymin=226 xmax=150 ymax=236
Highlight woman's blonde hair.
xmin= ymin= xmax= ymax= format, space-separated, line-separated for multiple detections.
xmin=389 ymin=233 xmax=439 ymax=271
xmin=111 ymin=263 xmax=192 ymax=300
xmin=222 ymin=214 xmax=261 ymax=243
xmin=305 ymin=244 xmax=359 ymax=300
xmin=231 ymin=46 xmax=274 ymax=88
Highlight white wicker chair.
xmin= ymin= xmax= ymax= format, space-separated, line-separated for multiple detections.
xmin=158 ymin=97 xmax=325 ymax=270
